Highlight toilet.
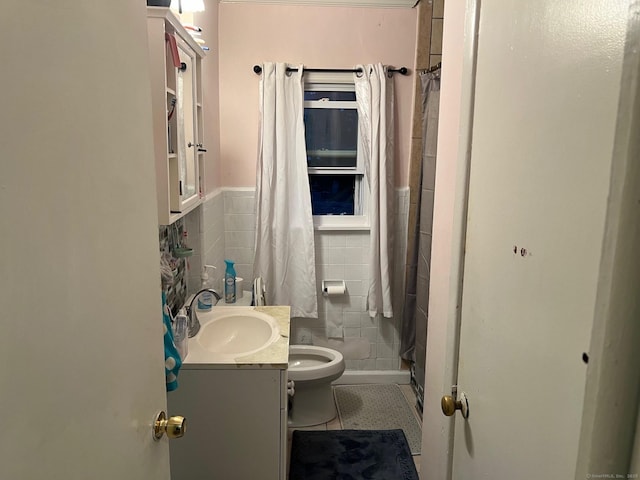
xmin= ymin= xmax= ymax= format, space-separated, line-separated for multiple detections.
xmin=252 ymin=278 xmax=345 ymax=427
xmin=287 ymin=345 xmax=345 ymax=427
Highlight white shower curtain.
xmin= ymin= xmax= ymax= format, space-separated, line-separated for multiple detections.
xmin=354 ymin=64 xmax=395 ymax=318
xmin=254 ymin=63 xmax=318 ymax=318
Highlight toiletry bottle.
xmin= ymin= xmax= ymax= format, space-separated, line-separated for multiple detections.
xmin=173 ymin=308 xmax=189 ymax=360
xmin=224 ymin=260 xmax=236 ymax=303
xmin=197 ymin=264 xmax=216 ymax=310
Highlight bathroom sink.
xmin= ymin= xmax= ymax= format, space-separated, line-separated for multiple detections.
xmin=195 ymin=310 xmax=280 ymax=357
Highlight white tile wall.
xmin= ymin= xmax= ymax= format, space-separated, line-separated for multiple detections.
xmin=199 ymin=187 xmax=409 ymax=371
xmin=201 ymin=190 xmax=226 ymax=294
xmin=223 ymin=189 xmax=256 ymax=284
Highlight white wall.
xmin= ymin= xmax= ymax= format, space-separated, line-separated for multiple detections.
xmin=199 ymin=188 xmax=409 ymax=372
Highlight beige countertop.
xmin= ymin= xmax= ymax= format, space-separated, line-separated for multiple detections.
xmin=182 ymin=305 xmax=290 ymax=370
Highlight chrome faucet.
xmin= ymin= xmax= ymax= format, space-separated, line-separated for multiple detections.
xmin=185 ymin=289 xmax=221 ymax=338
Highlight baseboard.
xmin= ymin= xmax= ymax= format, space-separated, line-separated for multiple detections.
xmin=333 ymin=370 xmax=411 ymax=385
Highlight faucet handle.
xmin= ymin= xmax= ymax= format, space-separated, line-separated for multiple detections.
xmin=183 ymin=293 xmax=196 ymax=312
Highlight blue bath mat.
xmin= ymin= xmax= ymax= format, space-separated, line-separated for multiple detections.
xmin=289 ymin=429 xmax=419 ymax=480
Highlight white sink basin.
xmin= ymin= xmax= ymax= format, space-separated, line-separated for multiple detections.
xmin=195 ymin=310 xmax=280 ymax=358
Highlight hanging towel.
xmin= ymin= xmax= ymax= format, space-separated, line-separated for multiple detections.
xmin=165 ymin=33 xmax=181 ymax=68
xmin=162 ymin=291 xmax=182 ymax=392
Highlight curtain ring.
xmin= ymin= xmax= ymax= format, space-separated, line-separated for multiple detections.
xmin=355 ymin=68 xmax=364 ymax=78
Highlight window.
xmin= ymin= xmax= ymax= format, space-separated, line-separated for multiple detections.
xmin=304 ymin=74 xmax=368 ymax=229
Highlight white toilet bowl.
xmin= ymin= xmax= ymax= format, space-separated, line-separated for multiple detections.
xmin=287 ymin=345 xmax=345 ymax=427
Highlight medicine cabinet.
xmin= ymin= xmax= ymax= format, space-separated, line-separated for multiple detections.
xmin=147 ymin=7 xmax=206 ymax=225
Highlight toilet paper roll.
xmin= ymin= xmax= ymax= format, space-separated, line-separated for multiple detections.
xmin=324 ymin=285 xmax=346 ymax=296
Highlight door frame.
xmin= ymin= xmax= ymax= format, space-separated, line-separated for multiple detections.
xmin=574 ymin=3 xmax=640 ymax=475
xmin=419 ymin=0 xmax=479 ymax=478
xmin=420 ymin=1 xmax=640 ymax=479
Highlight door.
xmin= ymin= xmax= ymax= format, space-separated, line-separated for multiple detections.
xmin=176 ymin=40 xmax=200 ymax=213
xmin=0 ymin=2 xmax=172 ymax=479
xmin=450 ymin=1 xmax=629 ymax=478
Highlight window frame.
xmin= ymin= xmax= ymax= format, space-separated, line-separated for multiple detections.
xmin=304 ymin=72 xmax=369 ymax=230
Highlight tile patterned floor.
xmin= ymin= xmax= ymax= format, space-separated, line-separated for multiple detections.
xmin=287 ymin=383 xmax=422 ymax=479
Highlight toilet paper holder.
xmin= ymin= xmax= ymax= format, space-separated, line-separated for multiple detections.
xmin=321 ymin=280 xmax=346 ymax=296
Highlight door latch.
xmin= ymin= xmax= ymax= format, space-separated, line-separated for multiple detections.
xmin=441 ymin=385 xmax=469 ymax=419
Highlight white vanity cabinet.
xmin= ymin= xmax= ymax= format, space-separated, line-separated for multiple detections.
xmin=168 ymin=367 xmax=288 ymax=480
xmin=167 ymin=306 xmax=291 ymax=480
xmin=146 ymin=7 xmax=206 ymax=225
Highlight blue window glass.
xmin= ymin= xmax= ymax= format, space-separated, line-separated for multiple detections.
xmin=309 ymin=175 xmax=355 ymax=215
xmin=304 ymin=108 xmax=358 ymax=168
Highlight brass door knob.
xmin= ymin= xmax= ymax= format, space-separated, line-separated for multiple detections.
xmin=153 ymin=411 xmax=187 ymax=440
xmin=441 ymin=391 xmax=469 ymax=418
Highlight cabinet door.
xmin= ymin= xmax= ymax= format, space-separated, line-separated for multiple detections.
xmin=168 ymin=368 xmax=283 ymax=479
xmin=175 ymin=40 xmax=199 ymax=212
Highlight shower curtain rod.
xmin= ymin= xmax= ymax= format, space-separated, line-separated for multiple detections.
xmin=252 ymin=65 xmax=409 ymax=76
xmin=420 ymin=61 xmax=442 ymax=73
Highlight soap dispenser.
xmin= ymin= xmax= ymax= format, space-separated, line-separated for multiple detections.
xmin=224 ymin=260 xmax=236 ymax=304
xmin=197 ymin=264 xmax=217 ymax=311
